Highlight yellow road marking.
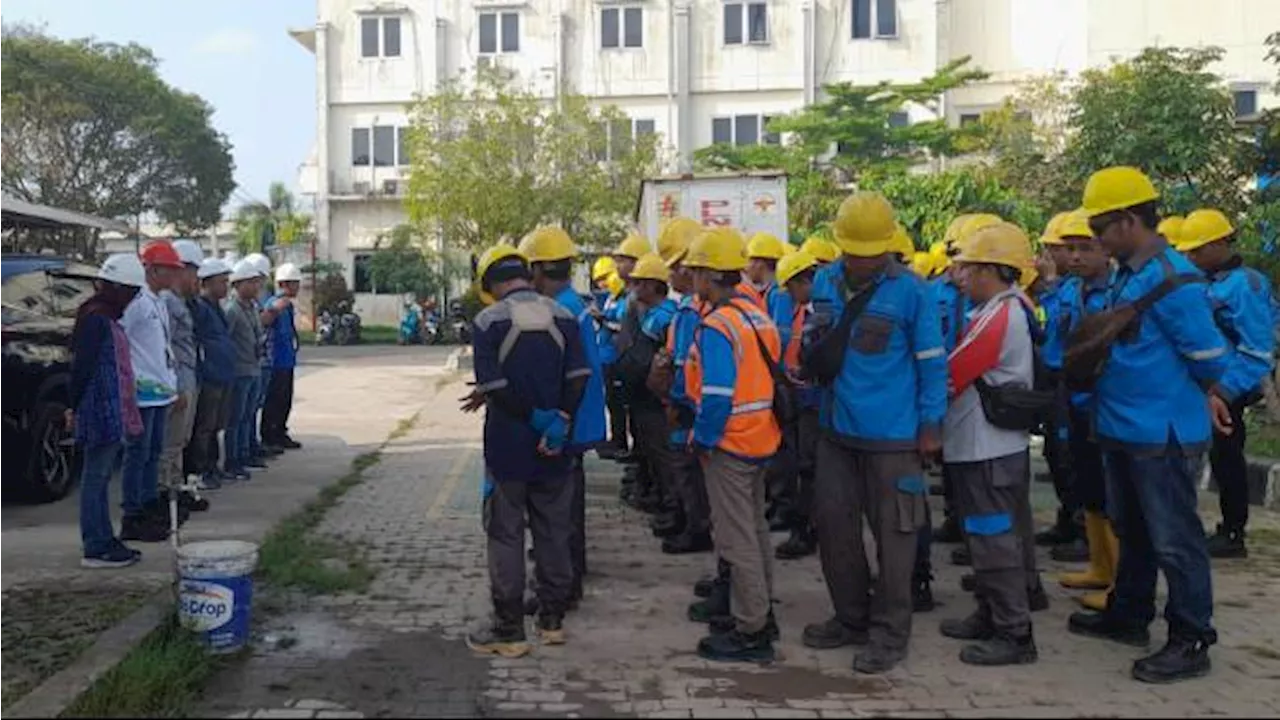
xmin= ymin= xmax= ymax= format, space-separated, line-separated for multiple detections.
xmin=427 ymin=446 xmax=478 ymax=519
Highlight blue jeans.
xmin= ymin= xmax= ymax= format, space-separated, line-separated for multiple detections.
xmin=1104 ymin=445 xmax=1216 ymax=642
xmin=252 ymin=367 xmax=271 ymax=454
xmin=224 ymin=376 xmax=258 ymax=470
xmin=122 ymin=406 xmax=166 ymax=516
xmin=80 ymin=442 xmax=124 ymax=556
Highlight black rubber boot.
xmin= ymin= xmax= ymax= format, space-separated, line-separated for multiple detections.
xmin=120 ymin=514 xmax=168 ymax=543
xmin=1050 ymin=537 xmax=1090 ymax=563
xmin=1205 ymin=524 xmax=1247 ymax=559
xmin=940 ymin=607 xmax=995 ymax=641
xmin=960 ymin=632 xmax=1038 ymax=666
xmin=1067 ymin=611 xmax=1151 ymax=648
xmin=697 ymin=628 xmax=775 ymax=663
xmin=802 ymin=618 xmax=868 ymax=649
xmin=693 ymin=574 xmax=716 ymax=598
xmin=1131 ymin=636 xmax=1212 ymax=684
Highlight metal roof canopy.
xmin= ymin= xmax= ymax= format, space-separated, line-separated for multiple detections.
xmin=1 ymin=194 xmax=134 ymax=234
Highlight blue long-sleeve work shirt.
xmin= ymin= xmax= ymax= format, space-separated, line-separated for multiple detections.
xmin=1095 ymin=243 xmax=1229 ymax=453
xmin=1059 ymin=274 xmax=1111 ymax=412
xmin=596 ymin=292 xmax=627 ymax=365
xmin=1037 ymin=279 xmax=1067 ymax=370
xmin=806 ymin=261 xmax=948 ymax=450
xmin=555 ymin=286 xmax=607 ymax=451
xmin=692 ymin=322 xmax=736 ymax=451
xmin=1204 ymin=259 xmax=1276 ymax=402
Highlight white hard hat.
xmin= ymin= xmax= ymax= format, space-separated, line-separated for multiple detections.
xmin=197 ymin=258 xmax=232 ymax=280
xmin=274 ymin=262 xmax=302 ymax=283
xmin=222 ymin=250 xmax=240 ymax=265
xmin=98 ymin=254 xmax=146 ymax=288
xmin=244 ymin=252 xmax=271 ymax=277
xmin=171 ymin=240 xmax=204 ymax=267
xmin=229 ymin=259 xmax=260 ymax=283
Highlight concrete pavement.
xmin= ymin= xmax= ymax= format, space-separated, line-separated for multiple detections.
xmin=199 ymin=371 xmax=1280 ymax=719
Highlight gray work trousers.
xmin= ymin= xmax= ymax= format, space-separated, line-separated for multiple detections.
xmin=813 ymin=438 xmax=926 ymax=652
xmin=704 ymin=449 xmax=774 ymax=634
xmin=951 ymin=450 xmax=1034 ymax=637
xmin=190 ymin=385 xmax=229 ymax=475
xmin=159 ymin=389 xmax=197 ymax=489
xmin=671 ymin=443 xmax=710 ymax=535
xmin=484 ymin=470 xmax=575 ymax=621
xmin=633 ymin=407 xmax=681 ymax=511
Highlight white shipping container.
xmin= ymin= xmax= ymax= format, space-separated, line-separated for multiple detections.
xmin=635 ymin=171 xmax=789 ymax=245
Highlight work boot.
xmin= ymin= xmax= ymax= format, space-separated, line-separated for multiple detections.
xmin=688 ymin=582 xmax=730 ymax=623
xmin=120 ymin=515 xmax=169 ymax=543
xmin=912 ymin=578 xmax=935 ymax=613
xmin=536 ymin=614 xmax=566 ymax=645
xmin=1035 ymin=511 xmax=1078 ymax=547
xmin=614 ymin=450 xmax=639 ymax=465
xmin=852 ymin=644 xmax=906 ymax=674
xmin=1050 ymin=537 xmax=1090 ymax=563
xmin=960 ymin=632 xmax=1038 ymax=666
xmin=696 ymin=628 xmax=775 ymax=663
xmin=1131 ymin=636 xmax=1212 ymax=684
xmin=662 ymin=531 xmax=713 ymax=555
xmin=711 ymin=610 xmax=780 ymax=641
xmin=1060 ymin=511 xmax=1117 ymax=589
xmin=180 ymin=490 xmax=210 ymax=513
xmin=775 ymin=527 xmax=816 ymax=560
xmin=650 ymin=511 xmax=684 ymax=538
xmin=636 ymin=492 xmax=664 ymax=515
xmin=1067 ymin=611 xmax=1150 ymax=648
xmin=280 ymin=435 xmax=303 ymax=450
xmin=466 ymin=618 xmax=530 ymax=658
xmin=940 ymin=607 xmax=995 ymax=641
xmin=934 ymin=516 xmax=963 ymax=544
xmin=150 ymin=495 xmax=189 ymax=527
xmin=1205 ymin=524 xmax=1247 ymax=559
xmin=950 ymin=546 xmax=971 ymax=566
xmin=801 ymin=617 xmax=868 ymax=649
xmin=960 ymin=573 xmax=977 ymax=593
xmin=1028 ymin=576 xmax=1050 ymax=613
xmin=693 ymin=575 xmax=716 ymax=598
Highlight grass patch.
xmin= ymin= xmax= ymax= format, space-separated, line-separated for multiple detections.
xmin=298 ymin=324 xmax=400 ymax=346
xmin=255 ymin=412 xmax=420 ymax=594
xmin=60 ymin=615 xmax=224 ymax=718
xmin=1245 ymin=410 xmax=1280 ymax=459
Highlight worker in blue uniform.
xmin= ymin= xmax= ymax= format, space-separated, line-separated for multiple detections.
xmin=1175 ymin=208 xmax=1276 ymax=559
xmin=1067 ymin=166 xmax=1232 ymax=685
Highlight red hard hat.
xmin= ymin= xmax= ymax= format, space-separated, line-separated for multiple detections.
xmin=139 ymin=241 xmax=183 ymax=268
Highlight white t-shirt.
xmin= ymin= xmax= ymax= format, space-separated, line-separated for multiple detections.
xmin=121 ymin=286 xmax=178 ymax=408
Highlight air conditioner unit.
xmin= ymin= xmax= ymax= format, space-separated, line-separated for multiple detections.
xmin=352 ymin=180 xmax=371 ymax=195
xmin=382 ymin=179 xmax=401 ymax=196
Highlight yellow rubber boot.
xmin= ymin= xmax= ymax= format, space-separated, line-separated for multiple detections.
xmin=1059 ymin=511 xmax=1111 ymax=590
xmin=1078 ymin=518 xmax=1119 ymax=611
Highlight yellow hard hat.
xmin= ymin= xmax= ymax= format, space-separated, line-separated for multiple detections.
xmin=1057 ymin=209 xmax=1093 ymax=241
xmin=1039 ymin=212 xmax=1072 ymax=246
xmin=477 ymin=243 xmax=528 ymax=305
xmin=1157 ymin=215 xmax=1186 ymax=247
xmin=781 ymin=242 xmax=799 ymax=257
xmin=1081 ymin=166 xmax=1160 ymax=217
xmin=776 ymin=251 xmax=818 ymax=286
xmin=909 ymin=252 xmax=935 ymax=277
xmin=746 ymin=232 xmax=786 ymax=261
xmin=605 ymin=271 xmax=625 ymax=297
xmin=831 ymin=191 xmax=897 ymax=257
xmin=942 ymin=214 xmax=977 ymax=249
xmin=889 ymin=226 xmax=915 ymax=257
xmin=800 ymin=236 xmax=839 ymax=263
xmin=615 ymin=232 xmax=651 ymax=259
xmin=951 ymin=214 xmax=1003 ymax=256
xmin=630 ymin=253 xmax=671 ymax=283
xmin=518 ymin=226 xmax=576 ymax=263
xmin=591 ymin=255 xmax=617 ymax=282
xmin=1177 ymin=209 xmax=1235 ymax=253
xmin=685 ymin=227 xmax=748 ymax=272
xmin=928 ymin=241 xmax=951 ymax=272
xmin=951 ymin=221 xmax=1034 ymax=278
xmin=657 ymin=218 xmax=702 ymax=267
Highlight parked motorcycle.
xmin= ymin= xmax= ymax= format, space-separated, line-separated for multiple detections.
xmin=316 ymin=310 xmax=336 ymax=345
xmin=448 ymin=299 xmax=470 ymax=345
xmin=422 ymin=311 xmax=442 ymax=345
xmin=335 ymin=301 xmax=362 ymax=346
xmin=398 ymin=303 xmax=421 ymax=345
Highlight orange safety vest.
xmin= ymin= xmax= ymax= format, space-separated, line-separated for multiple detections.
xmin=784 ymin=303 xmax=806 ymax=372
xmin=735 ymin=281 xmax=769 ymax=313
xmin=685 ymin=297 xmax=782 ymax=459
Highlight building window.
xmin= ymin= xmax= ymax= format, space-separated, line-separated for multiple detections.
xmin=713 ymin=115 xmax=778 ymax=146
xmin=479 ymin=11 xmax=520 ymax=54
xmin=1234 ymin=89 xmax=1258 ymax=117
xmin=361 ymin=16 xmax=402 ymax=58
xmin=352 ymin=128 xmax=371 ymax=166
xmin=373 ymin=126 xmax=396 ymax=167
xmin=853 ymin=0 xmax=896 ymax=39
xmin=602 ymin=7 xmax=643 ymax=49
xmin=724 ymin=2 xmax=768 ymax=45
xmin=597 ymin=118 xmax=655 ymax=161
xmin=353 ymin=253 xmax=374 ymax=293
xmin=888 ymin=111 xmax=909 ymax=128
xmin=397 ymin=127 xmax=410 ymax=166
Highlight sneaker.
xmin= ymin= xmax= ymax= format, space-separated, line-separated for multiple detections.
xmin=537 ymin=615 xmax=566 ymax=645
xmin=960 ymin=633 xmax=1038 ymax=666
xmin=81 ymin=545 xmax=141 ymax=569
xmin=662 ymin=531 xmax=713 ymax=555
xmin=1067 ymin=611 xmax=1150 ymax=648
xmin=230 ymin=467 xmax=252 ymax=482
xmin=940 ymin=608 xmax=995 ymax=641
xmin=1131 ymin=636 xmax=1212 ymax=684
xmin=852 ymin=644 xmax=906 ymax=674
xmin=912 ymin=579 xmax=935 ymax=613
xmin=802 ymin=617 xmax=869 ymax=649
xmin=199 ymin=472 xmax=223 ymax=490
xmin=697 ymin=629 xmax=775 ymax=663
xmin=466 ymin=621 xmax=530 ymax=658
xmin=1205 ymin=525 xmax=1247 ymax=559
xmin=261 ymin=444 xmax=286 ymax=456
xmin=120 ymin=515 xmax=169 ymax=543
xmin=245 ymin=456 xmax=269 ymax=470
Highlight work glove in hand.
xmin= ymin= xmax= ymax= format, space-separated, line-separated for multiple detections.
xmin=529 ymin=408 xmax=569 ymax=456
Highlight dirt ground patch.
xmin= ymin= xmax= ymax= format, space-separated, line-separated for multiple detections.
xmin=1 ymin=583 xmax=157 ymax=710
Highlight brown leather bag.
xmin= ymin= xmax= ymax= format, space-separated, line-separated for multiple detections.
xmin=1063 ymin=264 xmax=1201 ymax=392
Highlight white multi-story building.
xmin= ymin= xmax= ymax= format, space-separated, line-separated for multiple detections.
xmin=289 ymin=0 xmax=1279 ymax=294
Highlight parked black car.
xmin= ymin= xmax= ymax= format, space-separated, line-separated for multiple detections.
xmin=2 ymin=255 xmax=98 ymax=502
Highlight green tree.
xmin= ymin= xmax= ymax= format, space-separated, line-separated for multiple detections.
xmin=1 ymin=27 xmax=235 ymax=234
xmin=365 ymin=224 xmax=450 ymax=300
xmin=405 ymin=70 xmax=660 ymax=253
xmin=976 ymin=73 xmax=1078 ymax=213
xmin=233 ymin=182 xmax=312 ymax=255
xmin=863 ymin=168 xmax=1047 ymax=248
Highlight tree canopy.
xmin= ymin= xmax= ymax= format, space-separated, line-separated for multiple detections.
xmin=233 ymin=182 xmax=311 ymax=255
xmin=1 ymin=27 xmax=235 ymax=234
xmin=405 ymin=70 xmax=660 ymax=252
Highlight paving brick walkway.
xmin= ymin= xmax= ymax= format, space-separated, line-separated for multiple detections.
xmin=203 ymin=379 xmax=1280 ymax=718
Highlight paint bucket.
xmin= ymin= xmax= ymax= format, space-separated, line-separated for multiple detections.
xmin=176 ymin=540 xmax=258 ymax=654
